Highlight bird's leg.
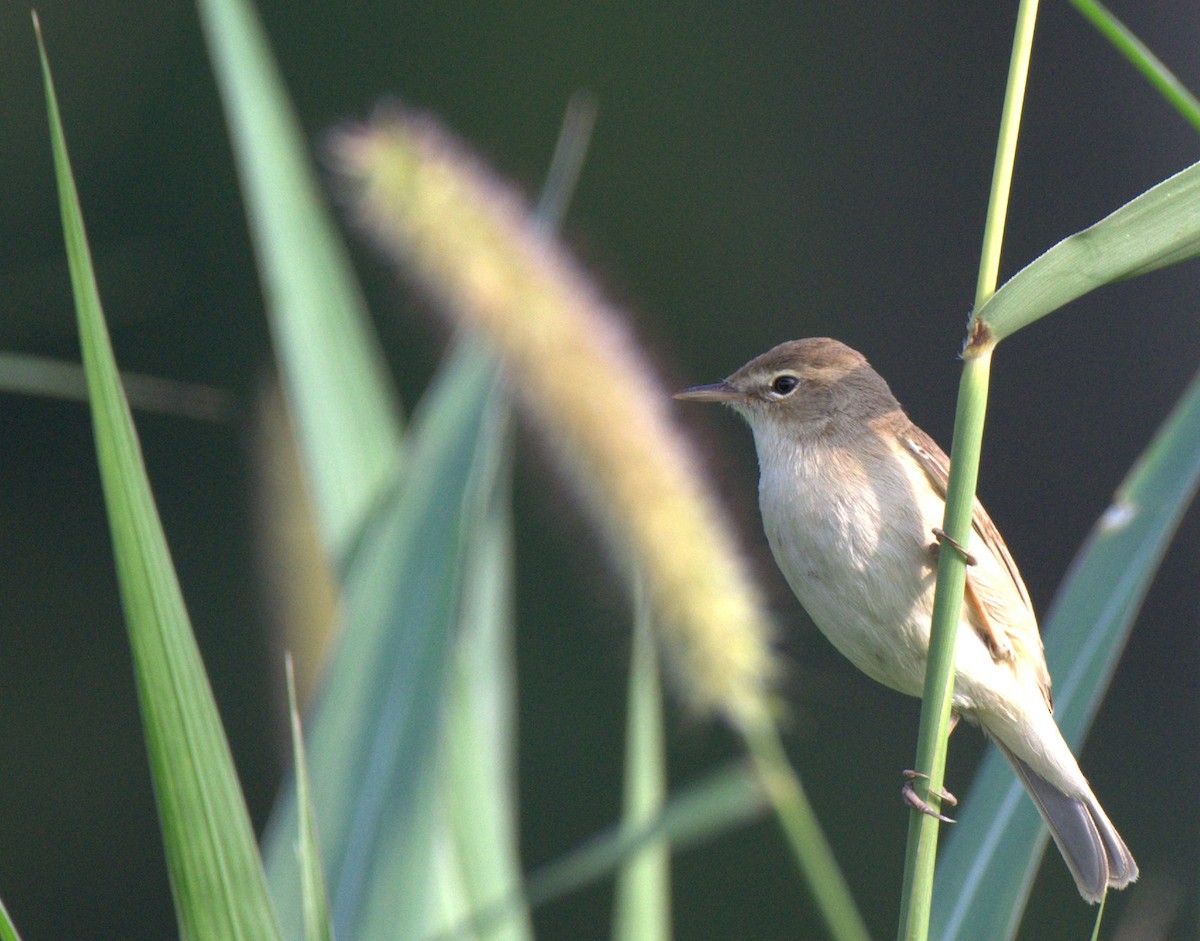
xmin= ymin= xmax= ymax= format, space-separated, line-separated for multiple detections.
xmin=930 ymin=531 xmax=1016 ymax=662
xmin=931 ymin=528 xmax=977 ymax=566
xmin=902 ymin=713 xmax=961 ymax=822
xmin=902 ymin=771 xmax=957 ymax=820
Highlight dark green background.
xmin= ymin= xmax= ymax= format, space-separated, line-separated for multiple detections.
xmin=1 ymin=2 xmax=1196 ymax=938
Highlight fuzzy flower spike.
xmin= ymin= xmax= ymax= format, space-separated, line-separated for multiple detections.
xmin=331 ymin=110 xmax=778 ymax=730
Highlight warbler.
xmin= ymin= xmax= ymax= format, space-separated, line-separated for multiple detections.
xmin=676 ymin=337 xmax=1137 ymax=902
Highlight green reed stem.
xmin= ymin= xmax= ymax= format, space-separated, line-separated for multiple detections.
xmin=896 ymin=1 xmax=1040 ymax=939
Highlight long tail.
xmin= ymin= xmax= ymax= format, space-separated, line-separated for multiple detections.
xmin=993 ymin=740 xmax=1138 ymax=903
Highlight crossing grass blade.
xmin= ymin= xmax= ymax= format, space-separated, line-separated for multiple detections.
xmin=526 ymin=763 xmax=765 ymax=917
xmin=427 ymin=761 xmax=765 ymax=941
xmin=931 ymin=365 xmax=1200 ymax=941
xmin=0 ymin=350 xmax=232 ymax=421
xmin=260 ymin=341 xmax=509 ymax=940
xmin=37 ymin=14 xmax=283 ymax=941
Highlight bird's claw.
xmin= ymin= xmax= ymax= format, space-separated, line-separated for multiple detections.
xmin=931 ymin=528 xmax=977 ymax=566
xmin=902 ymin=770 xmax=957 ymax=823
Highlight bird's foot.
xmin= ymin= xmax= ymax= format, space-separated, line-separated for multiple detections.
xmin=931 ymin=528 xmax=977 ymax=566
xmin=902 ymin=770 xmax=957 ymax=823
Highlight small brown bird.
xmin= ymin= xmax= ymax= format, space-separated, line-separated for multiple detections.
xmin=676 ymin=337 xmax=1137 ymax=902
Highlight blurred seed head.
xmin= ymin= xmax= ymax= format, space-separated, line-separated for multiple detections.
xmin=330 ymin=109 xmax=778 ymax=729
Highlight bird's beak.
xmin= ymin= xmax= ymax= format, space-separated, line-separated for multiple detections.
xmin=674 ymin=380 xmax=742 ymax=403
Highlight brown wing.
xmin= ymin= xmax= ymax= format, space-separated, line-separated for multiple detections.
xmin=898 ymin=423 xmax=1053 ymax=707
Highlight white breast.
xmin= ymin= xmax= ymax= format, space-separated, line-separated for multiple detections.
xmin=753 ymin=420 xmax=937 ymax=695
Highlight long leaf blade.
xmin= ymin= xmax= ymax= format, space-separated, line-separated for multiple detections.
xmin=430 ymin=451 xmax=533 ymax=941
xmin=527 ymin=763 xmax=765 ymax=918
xmin=932 ymin=366 xmax=1200 ymax=940
xmin=613 ymin=584 xmax=670 ymax=941
xmin=261 ymin=342 xmax=506 ymax=940
xmin=431 ymin=762 xmax=765 ymax=941
xmin=37 ymin=15 xmax=282 ymax=941
xmin=976 ymin=157 xmax=1200 ymax=342
xmin=285 ymin=658 xmax=334 ymax=941
xmin=196 ymin=0 xmax=405 ymax=560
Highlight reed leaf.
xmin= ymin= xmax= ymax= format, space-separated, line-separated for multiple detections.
xmin=38 ymin=15 xmax=282 ymax=941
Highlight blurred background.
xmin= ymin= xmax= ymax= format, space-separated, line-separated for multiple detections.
xmin=1 ymin=2 xmax=1197 ymax=938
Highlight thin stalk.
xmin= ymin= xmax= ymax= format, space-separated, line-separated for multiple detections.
xmin=895 ymin=350 xmax=993 ymax=940
xmin=534 ymin=92 xmax=597 ymax=234
xmin=612 ymin=579 xmax=670 ymax=941
xmin=1088 ymin=895 xmax=1106 ymax=941
xmin=896 ymin=1 xmax=1040 ymax=939
xmin=742 ymin=719 xmax=871 ymax=941
xmin=1069 ymin=0 xmax=1200 ymax=134
xmin=286 ymin=656 xmax=334 ymax=941
xmin=974 ymin=1 xmax=1039 ymax=308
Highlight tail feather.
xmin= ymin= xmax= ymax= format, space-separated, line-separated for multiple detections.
xmin=1086 ymin=789 xmax=1139 ymax=888
xmin=995 ymin=742 xmax=1138 ymax=903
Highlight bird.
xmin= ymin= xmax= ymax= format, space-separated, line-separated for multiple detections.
xmin=675 ymin=337 xmax=1137 ymax=903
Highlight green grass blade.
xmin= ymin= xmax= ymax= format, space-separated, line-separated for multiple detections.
xmin=196 ymin=0 xmax=405 ymax=560
xmin=261 ymin=341 xmax=506 ymax=940
xmin=432 ymin=454 xmax=533 ymax=941
xmin=427 ymin=763 xmax=764 ymax=941
xmin=976 ymin=156 xmax=1200 ymax=343
xmin=528 ymin=763 xmax=765 ymax=916
xmin=0 ymin=351 xmax=232 ymax=421
xmin=742 ymin=718 xmax=871 ymax=941
xmin=612 ymin=582 xmax=670 ymax=941
xmin=533 ymin=92 xmax=597 ymax=234
xmin=1069 ymin=0 xmax=1200 ymax=133
xmin=931 ymin=366 xmax=1200 ymax=941
xmin=0 ymin=898 xmax=23 ymax=941
xmin=36 ymin=15 xmax=282 ymax=941
xmin=285 ymin=658 xmax=334 ymax=941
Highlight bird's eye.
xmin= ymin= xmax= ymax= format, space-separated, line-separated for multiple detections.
xmin=770 ymin=374 xmax=799 ymax=396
